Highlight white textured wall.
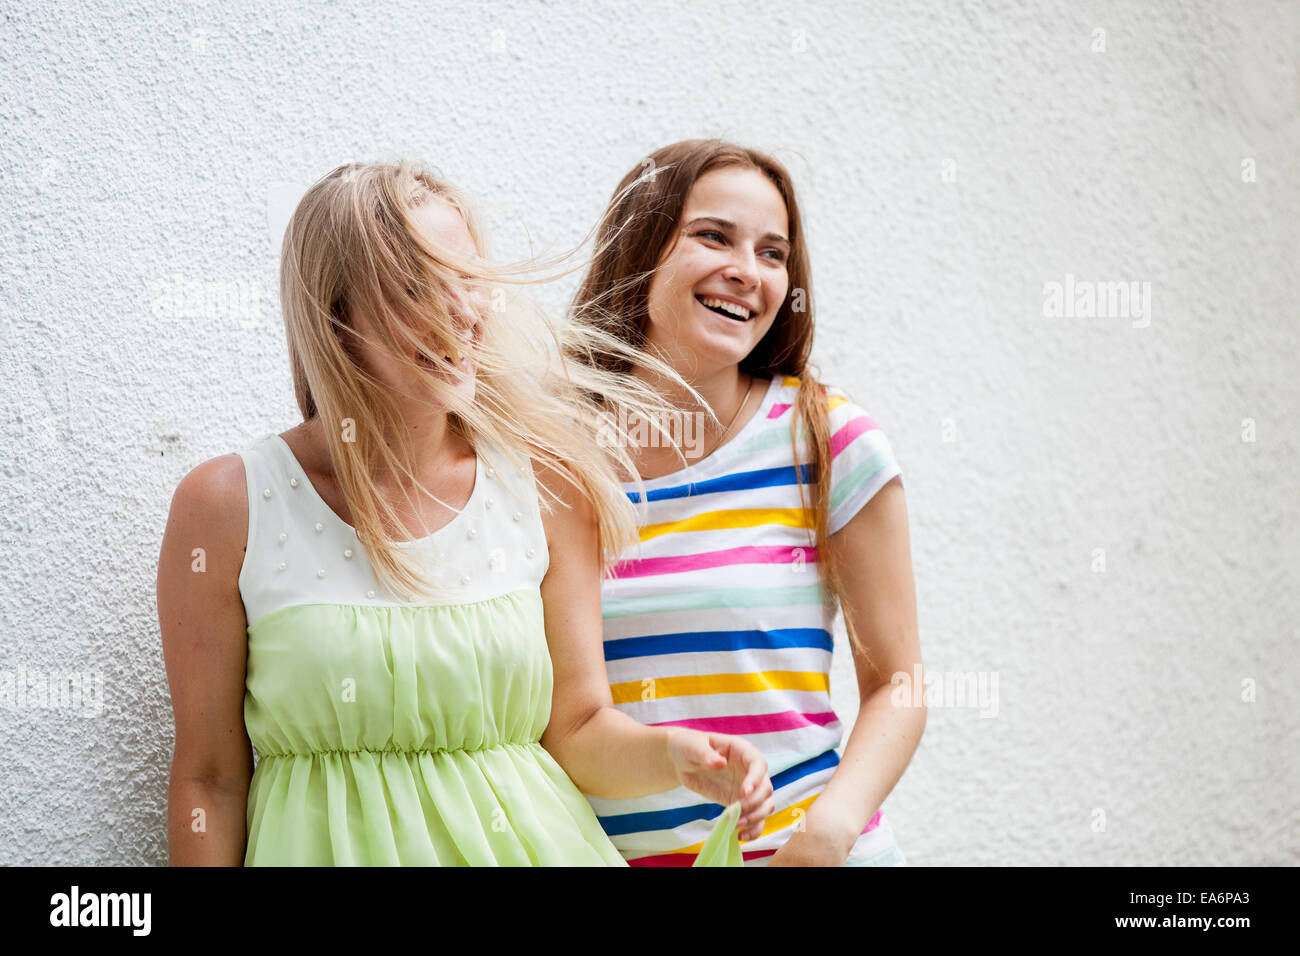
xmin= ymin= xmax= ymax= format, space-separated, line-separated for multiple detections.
xmin=1 ymin=0 xmax=1296 ymax=866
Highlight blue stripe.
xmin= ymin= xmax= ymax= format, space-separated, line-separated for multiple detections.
xmin=771 ymin=747 xmax=839 ymax=791
xmin=627 ymin=464 xmax=815 ymax=503
xmin=603 ymin=627 xmax=833 ymax=661
xmin=595 ymin=748 xmax=841 ymax=836
xmin=598 ymin=801 xmax=727 ymax=836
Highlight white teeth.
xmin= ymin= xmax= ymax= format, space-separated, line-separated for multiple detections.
xmin=699 ymin=296 xmax=752 ymax=319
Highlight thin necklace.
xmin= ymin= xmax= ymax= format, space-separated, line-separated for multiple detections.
xmin=700 ymin=373 xmax=755 ymax=459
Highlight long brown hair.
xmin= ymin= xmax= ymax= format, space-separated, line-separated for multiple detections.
xmin=570 ymin=139 xmax=848 ymax=617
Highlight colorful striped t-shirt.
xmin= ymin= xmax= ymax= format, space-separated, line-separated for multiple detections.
xmin=586 ymin=375 xmax=906 ymax=866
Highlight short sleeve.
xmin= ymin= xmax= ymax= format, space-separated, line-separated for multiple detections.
xmin=825 ymin=388 xmax=902 ymax=536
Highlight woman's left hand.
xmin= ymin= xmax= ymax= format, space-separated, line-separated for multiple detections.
xmin=765 ymin=819 xmax=857 ymax=866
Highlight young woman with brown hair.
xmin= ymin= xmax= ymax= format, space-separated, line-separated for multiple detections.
xmin=570 ymin=140 xmax=925 ymax=866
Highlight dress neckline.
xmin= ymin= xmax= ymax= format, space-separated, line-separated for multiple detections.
xmin=271 ymin=434 xmax=484 ymax=548
xmin=627 ymin=375 xmax=781 ymax=486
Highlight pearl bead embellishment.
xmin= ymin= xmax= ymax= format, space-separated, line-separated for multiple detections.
xmin=256 ymin=448 xmax=549 ymax=606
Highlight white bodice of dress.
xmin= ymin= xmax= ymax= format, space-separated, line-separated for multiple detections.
xmin=236 ymin=433 xmax=550 ymax=627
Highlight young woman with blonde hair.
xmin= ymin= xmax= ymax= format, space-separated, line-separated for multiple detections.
xmin=156 ymin=159 xmax=773 ymax=866
xmin=570 ymin=140 xmax=925 ymax=866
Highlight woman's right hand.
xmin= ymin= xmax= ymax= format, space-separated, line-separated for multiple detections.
xmin=665 ymin=727 xmax=774 ymax=842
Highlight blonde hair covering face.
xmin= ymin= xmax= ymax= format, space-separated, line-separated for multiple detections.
xmin=279 ymin=160 xmax=696 ymax=600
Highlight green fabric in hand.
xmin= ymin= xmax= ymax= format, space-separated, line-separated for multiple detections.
xmin=691 ymin=801 xmax=744 ymax=867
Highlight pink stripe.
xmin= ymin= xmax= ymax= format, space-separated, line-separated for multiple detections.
xmin=830 ymin=413 xmax=878 ymax=459
xmin=629 ymin=847 xmax=779 ymax=866
xmin=651 ymin=711 xmax=839 ymax=735
xmin=627 ymin=852 xmax=700 ymax=867
xmin=767 ymin=402 xmax=792 ymax=419
xmin=610 ymin=544 xmax=817 ymax=579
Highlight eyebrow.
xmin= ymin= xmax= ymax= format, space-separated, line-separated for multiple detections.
xmin=684 ymin=216 xmax=790 ymax=246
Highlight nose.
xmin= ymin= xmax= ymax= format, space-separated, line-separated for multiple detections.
xmin=449 ymin=282 xmax=484 ymax=336
xmin=722 ymin=244 xmax=760 ymax=289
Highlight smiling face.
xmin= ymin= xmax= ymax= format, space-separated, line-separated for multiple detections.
xmin=643 ymin=166 xmax=791 ymax=380
xmin=348 ymin=195 xmax=486 ymax=407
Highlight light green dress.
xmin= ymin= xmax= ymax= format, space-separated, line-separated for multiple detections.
xmin=235 ymin=433 xmax=741 ymax=866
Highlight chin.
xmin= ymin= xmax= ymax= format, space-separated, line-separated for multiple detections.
xmin=697 ymin=338 xmax=758 ymax=368
xmin=404 ymin=367 xmax=477 ymax=410
xmin=443 ymin=372 xmax=477 ymax=407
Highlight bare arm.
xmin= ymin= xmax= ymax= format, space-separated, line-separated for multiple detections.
xmin=770 ymin=476 xmax=926 ymax=865
xmin=534 ymin=461 xmax=773 ymax=839
xmin=156 ymin=454 xmax=255 ymax=866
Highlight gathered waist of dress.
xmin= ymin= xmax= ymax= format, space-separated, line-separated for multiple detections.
xmin=254 ymin=740 xmax=546 ymax=760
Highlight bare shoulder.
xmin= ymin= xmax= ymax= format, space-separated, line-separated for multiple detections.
xmin=160 ymin=453 xmax=250 ymax=583
xmin=170 ymin=454 xmax=248 ymax=536
xmin=529 ymin=452 xmax=597 ymax=550
xmin=531 ymin=455 xmax=581 ymax=503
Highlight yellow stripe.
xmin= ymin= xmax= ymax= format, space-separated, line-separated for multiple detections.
xmin=827 ymin=395 xmax=848 ymax=412
xmin=639 ymin=507 xmax=810 ymax=542
xmin=610 ymin=670 xmax=829 ymax=705
xmin=669 ymin=793 xmax=821 ymax=854
xmin=781 ymin=375 xmax=801 ymax=387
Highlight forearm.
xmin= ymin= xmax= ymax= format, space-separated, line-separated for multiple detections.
xmin=806 ymin=684 xmax=926 ymax=848
xmin=167 ymin=777 xmax=249 ymax=866
xmin=545 ymin=706 xmax=683 ymax=800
